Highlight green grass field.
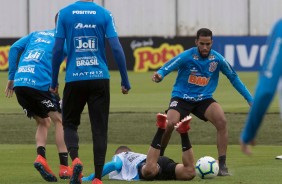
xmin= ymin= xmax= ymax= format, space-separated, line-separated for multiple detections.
xmin=1 ymin=71 xmax=282 ymax=184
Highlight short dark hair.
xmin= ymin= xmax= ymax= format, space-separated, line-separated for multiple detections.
xmin=196 ymin=28 xmax=213 ymax=40
xmin=115 ymin=146 xmax=131 ymax=154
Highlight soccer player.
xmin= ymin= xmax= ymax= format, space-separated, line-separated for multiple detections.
xmin=4 ymin=17 xmax=71 ymax=182
xmin=51 ymin=1 xmax=131 ymax=184
xmin=82 ymin=113 xmax=196 ymax=181
xmin=240 ymin=19 xmax=282 ymax=159
xmin=152 ymin=28 xmax=253 ymax=176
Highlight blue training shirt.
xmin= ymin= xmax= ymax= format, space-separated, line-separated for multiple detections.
xmin=8 ymin=29 xmax=58 ymax=91
xmin=54 ymin=1 xmax=118 ymax=83
xmin=241 ymin=19 xmax=282 ymax=143
xmin=157 ymin=47 xmax=253 ymax=103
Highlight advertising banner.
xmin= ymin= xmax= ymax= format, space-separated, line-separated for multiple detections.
xmin=0 ymin=36 xmax=267 ymax=72
xmin=0 ymin=38 xmax=18 ymax=71
xmin=213 ymin=36 xmax=267 ymax=71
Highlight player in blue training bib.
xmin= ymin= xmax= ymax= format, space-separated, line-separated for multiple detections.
xmin=152 ymin=28 xmax=253 ymax=176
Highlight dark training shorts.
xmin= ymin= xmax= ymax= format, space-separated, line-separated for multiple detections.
xmin=14 ymin=86 xmax=61 ymax=119
xmin=155 ymin=156 xmax=177 ymax=180
xmin=138 ymin=156 xmax=177 ymax=180
xmin=166 ymin=97 xmax=216 ymax=121
xmin=62 ymin=79 xmax=110 ymax=129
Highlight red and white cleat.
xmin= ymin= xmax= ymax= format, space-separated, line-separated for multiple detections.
xmin=156 ymin=113 xmax=167 ymax=129
xmin=175 ymin=116 xmax=192 ymax=133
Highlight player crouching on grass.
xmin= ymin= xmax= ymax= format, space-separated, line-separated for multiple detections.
xmin=82 ymin=113 xmax=196 ymax=182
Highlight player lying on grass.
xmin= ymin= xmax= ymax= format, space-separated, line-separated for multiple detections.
xmin=82 ymin=113 xmax=196 ymax=181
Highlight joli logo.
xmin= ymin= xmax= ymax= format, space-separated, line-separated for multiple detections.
xmin=75 ymin=37 xmax=98 ymax=52
xmin=24 ymin=50 xmax=44 ymax=61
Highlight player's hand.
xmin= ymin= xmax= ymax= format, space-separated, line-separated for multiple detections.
xmin=152 ymin=72 xmax=162 ymax=83
xmin=49 ymin=86 xmax=59 ymax=96
xmin=5 ymin=80 xmax=14 ymax=98
xmin=240 ymin=139 xmax=255 ymax=155
xmin=121 ymin=86 xmax=129 ymax=94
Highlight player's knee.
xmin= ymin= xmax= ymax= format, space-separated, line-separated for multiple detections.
xmin=185 ymin=173 xmax=196 ymax=180
xmin=219 ymin=115 xmax=227 ymax=124
xmin=36 ymin=118 xmax=51 ymax=128
xmin=42 ymin=121 xmax=51 ymax=129
xmin=142 ymin=165 xmax=158 ymax=179
xmin=188 ymin=169 xmax=196 ymax=180
xmin=49 ymin=112 xmax=62 ymax=125
xmin=183 ymin=167 xmax=196 ymax=180
xmin=167 ymin=120 xmax=176 ymax=129
xmin=213 ymin=116 xmax=227 ymax=130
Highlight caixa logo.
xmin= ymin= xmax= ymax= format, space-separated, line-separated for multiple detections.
xmin=74 ymin=36 xmax=98 ymax=52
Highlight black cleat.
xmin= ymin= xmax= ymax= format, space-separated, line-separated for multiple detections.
xmin=218 ymin=165 xmax=231 ymax=176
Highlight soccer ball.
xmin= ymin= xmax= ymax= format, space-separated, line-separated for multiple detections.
xmin=195 ymin=156 xmax=219 ymax=179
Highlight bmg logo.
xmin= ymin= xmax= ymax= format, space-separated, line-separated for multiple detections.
xmin=74 ymin=36 xmax=98 ymax=52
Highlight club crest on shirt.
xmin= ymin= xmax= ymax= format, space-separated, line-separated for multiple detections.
xmin=208 ymin=54 xmax=215 ymax=60
xmin=193 ymin=54 xmax=199 ymax=60
xmin=209 ymin=61 xmax=218 ymax=72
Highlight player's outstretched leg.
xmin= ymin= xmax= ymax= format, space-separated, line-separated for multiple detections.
xmin=175 ymin=116 xmax=192 ymax=133
xmin=34 ymin=155 xmax=58 ymax=182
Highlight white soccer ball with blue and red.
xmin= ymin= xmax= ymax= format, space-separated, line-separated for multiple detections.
xmin=195 ymin=156 xmax=219 ymax=179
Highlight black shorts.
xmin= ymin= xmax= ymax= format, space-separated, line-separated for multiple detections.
xmin=155 ymin=156 xmax=177 ymax=180
xmin=138 ymin=156 xmax=177 ymax=180
xmin=14 ymin=86 xmax=61 ymax=119
xmin=166 ymin=97 xmax=216 ymax=121
xmin=62 ymin=79 xmax=110 ymax=129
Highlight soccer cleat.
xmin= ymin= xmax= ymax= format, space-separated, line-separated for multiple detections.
xmin=34 ymin=155 xmax=58 ymax=182
xmin=156 ymin=113 xmax=167 ymax=129
xmin=81 ymin=173 xmax=94 ymax=182
xmin=59 ymin=165 xmax=72 ymax=179
xmin=275 ymin=155 xmax=282 ymax=160
xmin=174 ymin=115 xmax=192 ymax=133
xmin=69 ymin=158 xmax=83 ymax=184
xmin=218 ymin=165 xmax=231 ymax=176
xmin=92 ymin=178 xmax=103 ymax=184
